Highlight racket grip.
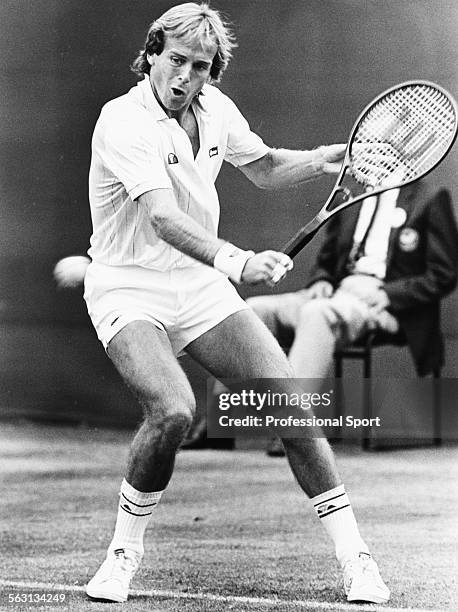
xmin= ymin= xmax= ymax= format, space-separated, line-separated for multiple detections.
xmin=282 ymin=218 xmax=323 ymax=258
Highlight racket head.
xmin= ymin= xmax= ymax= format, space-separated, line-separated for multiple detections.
xmin=348 ymin=81 xmax=458 ymax=189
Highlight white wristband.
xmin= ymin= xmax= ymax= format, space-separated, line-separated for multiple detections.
xmin=213 ymin=243 xmax=255 ymax=283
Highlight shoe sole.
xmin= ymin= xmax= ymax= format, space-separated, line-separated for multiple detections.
xmin=347 ymin=590 xmax=390 ymax=604
xmin=86 ymin=588 xmax=127 ymax=603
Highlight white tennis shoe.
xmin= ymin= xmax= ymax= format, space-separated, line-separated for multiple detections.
xmin=86 ymin=548 xmax=141 ymax=603
xmin=343 ymin=552 xmax=390 ymax=603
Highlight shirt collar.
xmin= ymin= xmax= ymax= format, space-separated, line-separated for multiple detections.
xmin=137 ymin=76 xmax=169 ymax=121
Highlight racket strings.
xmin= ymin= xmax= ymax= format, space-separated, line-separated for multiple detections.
xmin=353 ymin=89 xmax=454 ymax=183
xmin=408 ymin=89 xmax=455 ymax=174
xmin=385 ymin=88 xmax=453 ymax=169
xmin=356 ymin=93 xmax=450 ymax=180
xmin=350 ymin=84 xmax=456 ymax=186
xmin=361 ymin=88 xmax=453 ymax=156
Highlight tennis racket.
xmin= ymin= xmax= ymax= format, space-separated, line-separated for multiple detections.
xmin=283 ymin=80 xmax=458 ymax=258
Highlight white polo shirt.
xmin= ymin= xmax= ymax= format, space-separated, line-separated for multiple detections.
xmin=88 ymin=77 xmax=269 ymax=270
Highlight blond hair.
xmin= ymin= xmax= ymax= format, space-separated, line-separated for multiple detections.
xmin=131 ymin=3 xmax=236 ymax=83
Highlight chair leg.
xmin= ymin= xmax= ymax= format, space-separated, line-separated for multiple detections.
xmin=361 ymin=378 xmax=372 ymax=450
xmin=334 ymin=354 xmax=343 ymax=379
xmin=433 ymin=369 xmax=442 ymax=447
xmin=361 ymin=342 xmax=373 ymax=450
xmin=333 ymin=356 xmax=343 ymax=439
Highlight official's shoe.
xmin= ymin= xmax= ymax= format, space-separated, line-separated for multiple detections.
xmin=181 ymin=424 xmax=235 ymax=450
xmin=343 ymin=552 xmax=390 ymax=603
xmin=266 ymin=437 xmax=285 ymax=457
xmin=86 ymin=548 xmax=141 ymax=603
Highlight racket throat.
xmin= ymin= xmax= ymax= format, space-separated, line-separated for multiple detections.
xmin=284 ymin=216 xmax=325 ymax=257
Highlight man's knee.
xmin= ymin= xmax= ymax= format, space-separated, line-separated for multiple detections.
xmin=298 ymin=298 xmax=337 ymax=327
xmin=296 ymin=299 xmax=345 ymax=347
xmin=159 ymin=406 xmax=194 ymax=441
xmin=140 ymin=382 xmax=196 ymax=439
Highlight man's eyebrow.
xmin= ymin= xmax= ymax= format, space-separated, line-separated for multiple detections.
xmin=168 ymin=50 xmax=186 ymax=58
xmin=169 ymin=49 xmax=211 ymax=66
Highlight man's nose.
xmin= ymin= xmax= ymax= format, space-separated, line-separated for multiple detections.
xmin=178 ymin=64 xmax=191 ymax=83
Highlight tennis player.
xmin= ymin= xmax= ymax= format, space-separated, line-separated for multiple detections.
xmin=85 ymin=2 xmax=389 ymax=604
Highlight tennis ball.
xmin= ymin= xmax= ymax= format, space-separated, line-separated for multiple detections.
xmin=53 ymin=255 xmax=90 ymax=289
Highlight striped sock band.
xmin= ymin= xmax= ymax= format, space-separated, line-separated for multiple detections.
xmin=313 ymin=483 xmax=350 ymax=518
xmin=312 ymin=484 xmax=369 ymax=567
xmin=108 ymin=479 xmax=164 ymax=556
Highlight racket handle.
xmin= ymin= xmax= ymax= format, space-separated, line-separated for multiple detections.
xmin=282 ymin=217 xmax=323 ymax=258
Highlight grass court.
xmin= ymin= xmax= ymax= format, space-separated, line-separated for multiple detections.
xmin=0 ymin=421 xmax=456 ymax=611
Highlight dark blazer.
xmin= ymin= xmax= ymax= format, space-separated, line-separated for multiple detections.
xmin=306 ymin=180 xmax=458 ymax=375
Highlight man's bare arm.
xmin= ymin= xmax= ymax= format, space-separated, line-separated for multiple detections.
xmin=239 ymin=145 xmax=345 ymax=189
xmin=138 ymin=189 xmax=224 ymax=266
xmin=138 ymin=189 xmax=293 ymax=286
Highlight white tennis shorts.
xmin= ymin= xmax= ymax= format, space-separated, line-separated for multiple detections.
xmin=84 ymin=262 xmax=249 ymax=355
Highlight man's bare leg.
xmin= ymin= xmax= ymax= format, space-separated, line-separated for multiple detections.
xmin=248 ymin=294 xmax=338 ymax=379
xmin=288 ymin=300 xmax=338 ymax=378
xmin=87 ymin=321 xmax=196 ymax=602
xmin=107 ymin=321 xmax=196 ymax=492
xmin=187 ymin=310 xmax=389 ymax=604
xmin=185 ymin=309 xmax=340 ymax=497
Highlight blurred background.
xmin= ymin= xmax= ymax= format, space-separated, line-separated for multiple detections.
xmin=1 ymin=0 xmax=457 ymax=429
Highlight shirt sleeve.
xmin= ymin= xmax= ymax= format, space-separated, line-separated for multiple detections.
xmin=96 ymin=105 xmax=172 ymax=201
xmin=223 ymin=96 xmax=269 ymax=167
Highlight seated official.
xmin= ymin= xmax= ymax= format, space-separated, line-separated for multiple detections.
xmin=249 ymin=180 xmax=458 ymax=380
xmin=185 ymin=180 xmax=458 ymax=452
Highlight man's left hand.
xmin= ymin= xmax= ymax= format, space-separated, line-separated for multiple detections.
xmin=317 ymin=144 xmax=346 ymax=175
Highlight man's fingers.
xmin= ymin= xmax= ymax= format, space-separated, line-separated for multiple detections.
xmin=321 ymin=143 xmax=346 ymax=162
xmin=270 ymin=255 xmax=293 ymax=284
xmin=263 ymin=252 xmax=293 ymax=271
xmin=271 ymin=264 xmax=286 ymax=284
xmin=242 ymin=251 xmax=293 ymax=286
xmin=282 ymin=254 xmax=294 ymax=270
xmin=322 ymin=161 xmax=343 ymax=175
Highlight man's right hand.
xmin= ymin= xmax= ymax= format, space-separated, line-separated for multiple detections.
xmin=241 ymin=251 xmax=293 ymax=287
xmin=307 ymin=280 xmax=334 ymax=299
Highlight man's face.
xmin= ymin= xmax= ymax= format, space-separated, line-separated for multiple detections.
xmin=148 ymin=35 xmax=216 ymax=116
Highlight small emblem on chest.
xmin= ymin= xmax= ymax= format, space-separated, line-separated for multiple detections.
xmin=398 ymin=227 xmax=420 ymax=252
xmin=168 ymin=153 xmax=179 ymax=165
xmin=209 ymin=146 xmax=218 ymax=158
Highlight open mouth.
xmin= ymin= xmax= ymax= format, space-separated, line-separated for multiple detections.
xmin=171 ymin=87 xmax=185 ymax=97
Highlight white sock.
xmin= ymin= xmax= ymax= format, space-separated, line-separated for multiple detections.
xmin=312 ymin=484 xmax=370 ymax=567
xmin=108 ymin=479 xmax=164 ymax=557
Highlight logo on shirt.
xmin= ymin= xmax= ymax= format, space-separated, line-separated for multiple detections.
xmin=168 ymin=153 xmax=179 ymax=165
xmin=398 ymin=228 xmax=420 ymax=252
xmin=209 ymin=146 xmax=218 ymax=158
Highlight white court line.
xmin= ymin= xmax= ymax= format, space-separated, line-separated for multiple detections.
xmin=0 ymin=580 xmax=442 ymax=612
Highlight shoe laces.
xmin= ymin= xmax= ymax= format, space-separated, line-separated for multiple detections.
xmin=358 ymin=552 xmax=377 ymax=574
xmin=344 ymin=553 xmax=375 ymax=586
xmin=110 ymin=549 xmax=139 ymax=581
